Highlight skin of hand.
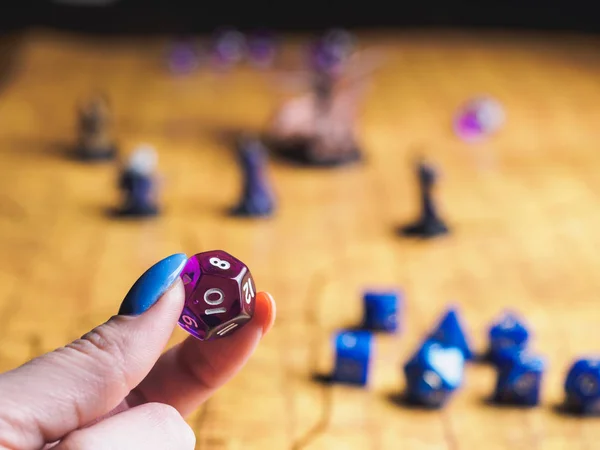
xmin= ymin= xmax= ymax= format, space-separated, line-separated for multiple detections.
xmin=0 ymin=253 xmax=276 ymax=450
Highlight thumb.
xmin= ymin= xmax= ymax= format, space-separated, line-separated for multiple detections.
xmin=0 ymin=253 xmax=187 ymax=450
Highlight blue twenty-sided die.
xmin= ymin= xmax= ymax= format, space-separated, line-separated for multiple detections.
xmin=493 ymin=351 xmax=545 ymax=406
xmin=404 ymin=340 xmax=465 ymax=408
xmin=428 ymin=307 xmax=473 ymax=360
xmin=363 ymin=290 xmax=401 ymax=332
xmin=564 ymin=358 xmax=600 ymax=415
xmin=332 ymin=330 xmax=373 ymax=386
xmin=488 ymin=311 xmax=530 ymax=365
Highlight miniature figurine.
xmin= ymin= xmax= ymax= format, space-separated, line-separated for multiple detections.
xmin=230 ymin=134 xmax=276 ymax=217
xmin=400 ymin=156 xmax=450 ymax=238
xmin=75 ymin=94 xmax=118 ymax=162
xmin=112 ymin=144 xmax=160 ymax=218
xmin=265 ymin=68 xmax=365 ymax=167
xmin=265 ymin=37 xmax=384 ymax=167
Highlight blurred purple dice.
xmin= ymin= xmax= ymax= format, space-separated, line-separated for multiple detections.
xmin=310 ymin=28 xmax=356 ymax=74
xmin=211 ymin=28 xmax=246 ymax=68
xmin=167 ymin=39 xmax=199 ymax=74
xmin=178 ymin=250 xmax=256 ymax=341
xmin=454 ymin=96 xmax=505 ymax=142
xmin=247 ymin=32 xmax=277 ymax=68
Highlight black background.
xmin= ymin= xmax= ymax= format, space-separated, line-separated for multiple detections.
xmin=0 ymin=1 xmax=599 ymax=35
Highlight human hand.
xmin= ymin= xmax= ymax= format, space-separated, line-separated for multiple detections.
xmin=0 ymin=253 xmax=276 ymax=450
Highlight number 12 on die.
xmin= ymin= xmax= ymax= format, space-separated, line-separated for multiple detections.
xmin=243 ymin=278 xmax=254 ymax=304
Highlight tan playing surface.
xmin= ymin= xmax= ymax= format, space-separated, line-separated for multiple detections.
xmin=1 ymin=29 xmax=600 ymax=449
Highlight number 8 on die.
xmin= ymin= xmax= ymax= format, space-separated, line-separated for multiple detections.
xmin=178 ymin=250 xmax=257 ymax=341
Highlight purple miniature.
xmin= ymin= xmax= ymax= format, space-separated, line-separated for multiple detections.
xmin=230 ymin=135 xmax=276 ymax=217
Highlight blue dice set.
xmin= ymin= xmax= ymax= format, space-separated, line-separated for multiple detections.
xmin=329 ymin=292 xmax=598 ymax=416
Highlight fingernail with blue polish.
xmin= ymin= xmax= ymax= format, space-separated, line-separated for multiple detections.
xmin=119 ymin=253 xmax=188 ymax=316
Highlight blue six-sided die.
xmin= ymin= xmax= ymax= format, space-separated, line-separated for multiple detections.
xmin=332 ymin=330 xmax=373 ymax=386
xmin=363 ymin=290 xmax=401 ymax=332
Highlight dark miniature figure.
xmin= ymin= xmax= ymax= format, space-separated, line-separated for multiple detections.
xmin=75 ymin=95 xmax=118 ymax=162
xmin=112 ymin=145 xmax=160 ymax=218
xmin=230 ymin=135 xmax=275 ymax=217
xmin=400 ymin=157 xmax=450 ymax=238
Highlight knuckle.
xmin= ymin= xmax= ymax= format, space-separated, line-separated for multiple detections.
xmin=0 ymin=411 xmax=31 ymax=450
xmin=63 ymin=321 xmax=129 ymax=388
xmin=145 ymin=403 xmax=196 ymax=449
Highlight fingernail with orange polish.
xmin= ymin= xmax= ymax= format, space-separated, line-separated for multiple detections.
xmin=258 ymin=292 xmax=276 ymax=335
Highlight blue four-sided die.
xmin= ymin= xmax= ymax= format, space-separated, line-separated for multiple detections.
xmin=428 ymin=308 xmax=473 ymax=361
xmin=363 ymin=290 xmax=401 ymax=332
xmin=332 ymin=331 xmax=373 ymax=386
xmin=493 ymin=351 xmax=545 ymax=406
xmin=565 ymin=358 xmax=600 ymax=415
xmin=488 ymin=311 xmax=530 ymax=366
xmin=404 ymin=340 xmax=465 ymax=408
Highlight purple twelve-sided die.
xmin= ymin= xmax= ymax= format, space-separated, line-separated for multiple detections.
xmin=178 ymin=250 xmax=256 ymax=341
